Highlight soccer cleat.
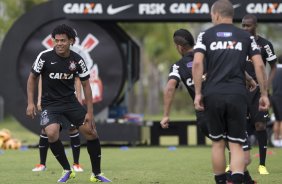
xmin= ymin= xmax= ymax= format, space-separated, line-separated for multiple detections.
xmin=57 ymin=170 xmax=75 ymax=183
xmin=258 ymin=165 xmax=269 ymax=175
xmin=32 ymin=164 xmax=46 ymax=172
xmin=90 ymin=173 xmax=111 ymax=182
xmin=72 ymin=164 xmax=84 ymax=172
xmin=225 ymin=164 xmax=230 ymax=172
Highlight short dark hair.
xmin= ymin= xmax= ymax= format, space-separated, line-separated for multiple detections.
xmin=242 ymin=14 xmax=257 ymax=25
xmin=212 ymin=0 xmax=234 ymax=18
xmin=51 ymin=24 xmax=77 ymax=40
xmin=173 ymin=29 xmax=195 ymax=48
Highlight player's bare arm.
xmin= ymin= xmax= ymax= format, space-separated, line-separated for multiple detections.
xmin=26 ymin=72 xmax=38 ymax=119
xmin=81 ymin=79 xmax=94 ymax=124
xmin=37 ymin=75 xmax=42 ymax=111
xmin=251 ymin=54 xmax=270 ymax=111
xmin=245 ymin=71 xmax=257 ymax=92
xmin=74 ymin=77 xmax=83 ymax=105
xmin=160 ymin=79 xmax=177 ymax=129
xmin=192 ymin=52 xmax=205 ymax=111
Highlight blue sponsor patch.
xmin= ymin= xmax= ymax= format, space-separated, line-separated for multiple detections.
xmin=216 ymin=32 xmax=232 ymax=37
xmin=187 ymin=61 xmax=193 ymax=68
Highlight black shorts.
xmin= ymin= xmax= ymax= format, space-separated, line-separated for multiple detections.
xmin=40 ymin=100 xmax=86 ymax=129
xmin=247 ymin=87 xmax=269 ymax=125
xmin=242 ymin=131 xmax=251 ymax=151
xmin=204 ymin=94 xmax=247 ymax=144
xmin=272 ymin=95 xmax=282 ymax=121
xmin=196 ymin=111 xmax=209 ymax=138
xmin=58 ymin=116 xmax=77 ymax=130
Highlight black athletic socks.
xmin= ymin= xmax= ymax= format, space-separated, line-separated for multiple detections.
xmin=70 ymin=132 xmax=80 ymax=164
xmin=256 ymin=130 xmax=267 ymax=165
xmin=39 ymin=134 xmax=49 ymax=165
xmin=49 ymin=139 xmax=71 ymax=170
xmin=231 ymin=173 xmax=244 ymax=184
xmin=244 ymin=170 xmax=255 ymax=184
xmin=87 ymin=139 xmax=101 ymax=175
xmin=215 ymin=173 xmax=227 ymax=184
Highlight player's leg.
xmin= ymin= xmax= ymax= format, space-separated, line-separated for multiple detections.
xmin=271 ymin=96 xmax=282 ymax=147
xmin=255 ymin=121 xmax=269 ymax=174
xmin=65 ymin=102 xmax=111 ymax=182
xmin=68 ymin=126 xmax=83 ymax=172
xmin=32 ymin=129 xmax=48 ymax=171
xmin=226 ymin=94 xmax=248 ymax=183
xmin=40 ymin=109 xmax=74 ymax=183
xmin=212 ymin=140 xmax=227 ymax=184
xmin=204 ymin=95 xmax=228 ymax=183
xmin=243 ymin=140 xmax=256 ymax=184
xmin=279 ymin=121 xmax=282 ymax=146
xmin=249 ymin=89 xmax=269 ymax=174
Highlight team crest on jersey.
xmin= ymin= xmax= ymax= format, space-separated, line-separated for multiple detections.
xmin=69 ymin=61 xmax=76 ymax=71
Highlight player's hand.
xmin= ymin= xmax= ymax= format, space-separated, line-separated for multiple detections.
xmin=26 ymin=103 xmax=36 ymax=119
xmin=160 ymin=116 xmax=170 ymax=129
xmin=194 ymin=94 xmax=204 ymax=111
xmin=259 ymin=95 xmax=270 ymax=111
xmin=84 ymin=112 xmax=94 ymax=128
xmin=246 ymin=79 xmax=257 ymax=92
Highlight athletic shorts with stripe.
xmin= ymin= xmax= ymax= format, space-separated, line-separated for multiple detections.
xmin=204 ymin=94 xmax=247 ymax=144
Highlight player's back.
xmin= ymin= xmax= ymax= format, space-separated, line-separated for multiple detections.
xmin=195 ymin=24 xmax=254 ymax=96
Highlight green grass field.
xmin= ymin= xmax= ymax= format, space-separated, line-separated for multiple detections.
xmin=0 ymin=147 xmax=282 ymax=183
xmin=0 ymin=117 xmax=282 ymax=183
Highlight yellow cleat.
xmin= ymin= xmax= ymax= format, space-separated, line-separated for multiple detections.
xmin=225 ymin=165 xmax=230 ymax=172
xmin=258 ymin=165 xmax=269 ymax=175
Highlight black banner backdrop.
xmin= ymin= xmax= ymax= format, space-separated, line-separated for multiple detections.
xmin=0 ymin=0 xmax=282 ymax=137
xmin=56 ymin=0 xmax=282 ymax=22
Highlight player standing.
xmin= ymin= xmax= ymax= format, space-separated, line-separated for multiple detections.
xmin=242 ymin=14 xmax=277 ymax=175
xmin=193 ymin=0 xmax=269 ymax=183
xmin=26 ymin=24 xmax=111 ymax=183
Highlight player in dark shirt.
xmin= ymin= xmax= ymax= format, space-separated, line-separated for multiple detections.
xmin=271 ymin=55 xmax=282 ymax=147
xmin=159 ymin=28 xmax=208 ymax=135
xmin=26 ymin=24 xmax=111 ymax=183
xmin=32 ymin=76 xmax=84 ymax=172
xmin=193 ymin=1 xmax=269 ymax=183
xmin=160 ymin=29 xmax=209 ymax=137
xmin=242 ymin=14 xmax=277 ymax=175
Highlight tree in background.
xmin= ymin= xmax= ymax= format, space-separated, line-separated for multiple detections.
xmin=0 ymin=0 xmax=46 ymax=45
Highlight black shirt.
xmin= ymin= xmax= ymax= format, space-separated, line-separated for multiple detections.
xmin=168 ymin=51 xmax=195 ymax=100
xmin=194 ymin=24 xmax=261 ymax=96
xmin=245 ymin=35 xmax=277 ymax=82
xmin=31 ymin=48 xmax=90 ymax=106
xmin=272 ymin=64 xmax=282 ymax=96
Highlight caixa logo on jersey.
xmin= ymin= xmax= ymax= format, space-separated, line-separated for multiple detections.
xmin=42 ymin=34 xmax=103 ymax=104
